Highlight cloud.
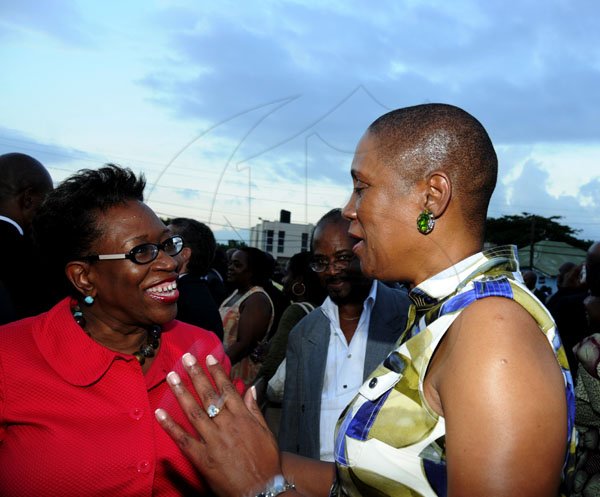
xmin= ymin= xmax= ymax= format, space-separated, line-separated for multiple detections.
xmin=0 ymin=1 xmax=93 ymax=45
xmin=137 ymin=0 xmax=600 ymax=147
xmin=491 ymin=158 xmax=600 ymax=241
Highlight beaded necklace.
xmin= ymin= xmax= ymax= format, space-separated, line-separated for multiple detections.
xmin=70 ymin=299 xmax=162 ymax=365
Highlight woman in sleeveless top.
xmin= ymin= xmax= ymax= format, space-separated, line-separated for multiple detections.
xmin=158 ymin=104 xmax=575 ymax=497
xmin=220 ymin=246 xmax=275 ymax=386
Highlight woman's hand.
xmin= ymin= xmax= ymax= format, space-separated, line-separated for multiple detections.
xmin=156 ymin=353 xmax=283 ymax=497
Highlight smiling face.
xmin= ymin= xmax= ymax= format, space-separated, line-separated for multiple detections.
xmin=342 ymin=131 xmax=424 ymax=284
xmin=83 ymin=200 xmax=180 ymax=330
xmin=312 ymin=220 xmax=372 ymax=305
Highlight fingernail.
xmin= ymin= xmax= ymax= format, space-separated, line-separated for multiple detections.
xmin=182 ymin=353 xmax=197 ymax=367
xmin=155 ymin=408 xmax=167 ymax=421
xmin=167 ymin=371 xmax=181 ymax=386
xmin=206 ymin=354 xmax=218 ymax=366
xmin=251 ymin=385 xmax=257 ymax=401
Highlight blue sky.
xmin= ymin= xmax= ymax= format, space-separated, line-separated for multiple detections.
xmin=1 ymin=0 xmax=599 ymax=244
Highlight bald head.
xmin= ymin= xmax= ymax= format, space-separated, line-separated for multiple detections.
xmin=367 ymin=103 xmax=497 ymax=236
xmin=0 ymin=153 xmax=53 ymax=231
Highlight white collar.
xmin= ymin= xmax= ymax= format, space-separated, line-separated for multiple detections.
xmin=0 ymin=215 xmax=24 ymax=236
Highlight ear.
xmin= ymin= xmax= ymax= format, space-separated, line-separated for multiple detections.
xmin=65 ymin=261 xmax=96 ymax=298
xmin=423 ymin=171 xmax=452 ymax=219
xmin=16 ymin=187 xmax=38 ymax=225
xmin=179 ymin=246 xmax=192 ymax=265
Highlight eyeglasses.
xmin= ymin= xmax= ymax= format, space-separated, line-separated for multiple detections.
xmin=81 ymin=235 xmax=184 ymax=265
xmin=309 ymin=253 xmax=355 ymax=273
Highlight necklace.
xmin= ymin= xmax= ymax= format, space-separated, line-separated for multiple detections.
xmin=70 ymin=299 xmax=162 ymax=365
xmin=340 ymin=315 xmax=361 ymax=321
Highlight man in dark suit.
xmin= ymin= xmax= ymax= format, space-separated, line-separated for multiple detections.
xmin=278 ymin=208 xmax=411 ymax=461
xmin=168 ymin=217 xmax=224 ymax=340
xmin=0 ymin=153 xmax=53 ymax=324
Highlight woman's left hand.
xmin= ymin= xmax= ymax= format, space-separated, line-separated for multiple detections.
xmin=156 ymin=353 xmax=282 ymax=497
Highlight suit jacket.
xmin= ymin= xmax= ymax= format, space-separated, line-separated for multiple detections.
xmin=0 ymin=220 xmax=58 ymax=324
xmin=176 ymin=273 xmax=224 ymax=341
xmin=278 ymin=281 xmax=411 ymax=459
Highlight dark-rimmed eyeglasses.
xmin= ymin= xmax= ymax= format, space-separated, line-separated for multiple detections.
xmin=309 ymin=253 xmax=355 ymax=273
xmin=81 ymin=235 xmax=184 ymax=265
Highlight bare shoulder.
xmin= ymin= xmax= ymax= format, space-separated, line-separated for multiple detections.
xmin=432 ymin=296 xmax=568 ymax=496
xmin=241 ymin=291 xmax=272 ymax=311
xmin=443 ymin=296 xmax=558 ymax=368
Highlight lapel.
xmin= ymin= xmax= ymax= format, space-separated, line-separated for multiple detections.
xmin=303 ymin=310 xmax=330 ymax=397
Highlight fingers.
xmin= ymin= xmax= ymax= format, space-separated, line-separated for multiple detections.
xmin=243 ymin=386 xmax=270 ymax=431
xmin=155 ymin=407 xmax=205 ymax=467
xmin=182 ymin=353 xmax=245 ymax=418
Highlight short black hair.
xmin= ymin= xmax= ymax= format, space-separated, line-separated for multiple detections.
xmin=0 ymin=152 xmax=52 ymax=203
xmin=32 ymin=164 xmax=146 ymax=285
xmin=236 ymin=246 xmax=274 ymax=287
xmin=169 ymin=218 xmax=216 ymax=276
xmin=310 ymin=208 xmax=349 ymax=249
xmin=368 ymin=103 xmax=497 ymax=236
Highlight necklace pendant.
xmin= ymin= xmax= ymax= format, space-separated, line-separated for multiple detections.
xmin=140 ymin=343 xmax=155 ymax=357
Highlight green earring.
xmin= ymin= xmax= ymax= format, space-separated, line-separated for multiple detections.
xmin=416 ymin=209 xmax=435 ymax=235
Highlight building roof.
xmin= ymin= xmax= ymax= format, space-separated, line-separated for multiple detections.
xmin=517 ymin=240 xmax=587 ymax=276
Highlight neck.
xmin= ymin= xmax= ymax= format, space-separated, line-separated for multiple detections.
xmin=337 ymin=302 xmax=363 ymax=321
xmin=73 ymin=304 xmax=156 ymax=356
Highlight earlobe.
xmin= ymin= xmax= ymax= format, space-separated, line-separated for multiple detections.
xmin=424 ymin=172 xmax=451 ymax=218
xmin=180 ymin=247 xmax=192 ymax=264
xmin=65 ymin=261 xmax=96 ymax=297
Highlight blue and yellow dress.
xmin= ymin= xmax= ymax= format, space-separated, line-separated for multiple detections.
xmin=333 ymin=246 xmax=576 ymax=497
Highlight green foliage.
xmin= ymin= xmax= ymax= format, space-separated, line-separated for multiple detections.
xmin=485 ymin=212 xmax=593 ymax=250
xmin=217 ymin=240 xmax=247 ymax=251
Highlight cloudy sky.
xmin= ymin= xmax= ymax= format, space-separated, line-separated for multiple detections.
xmin=1 ymin=0 xmax=599 ymax=245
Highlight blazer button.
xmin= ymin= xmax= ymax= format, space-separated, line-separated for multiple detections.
xmin=301 ymin=404 xmax=305 ymax=412
xmin=369 ymin=378 xmax=378 ymax=388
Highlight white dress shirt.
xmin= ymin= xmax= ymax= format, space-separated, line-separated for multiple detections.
xmin=318 ymin=280 xmax=377 ymax=461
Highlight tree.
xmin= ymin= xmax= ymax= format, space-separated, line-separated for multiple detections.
xmin=217 ymin=240 xmax=247 ymax=251
xmin=485 ymin=213 xmax=592 ymax=250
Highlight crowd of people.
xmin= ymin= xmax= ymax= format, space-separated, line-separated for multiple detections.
xmin=0 ymin=103 xmax=598 ymax=497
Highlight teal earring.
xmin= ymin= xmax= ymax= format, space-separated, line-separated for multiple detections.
xmin=84 ymin=295 xmax=94 ymax=305
xmin=416 ymin=209 xmax=435 ymax=235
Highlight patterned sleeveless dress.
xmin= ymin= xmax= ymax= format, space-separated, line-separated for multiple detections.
xmin=220 ymin=286 xmax=274 ymax=385
xmin=333 ymin=245 xmax=576 ymax=497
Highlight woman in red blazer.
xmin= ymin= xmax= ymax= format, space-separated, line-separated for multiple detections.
xmin=0 ymin=164 xmax=228 ymax=497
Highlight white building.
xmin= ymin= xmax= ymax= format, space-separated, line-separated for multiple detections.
xmin=249 ymin=210 xmax=313 ymax=261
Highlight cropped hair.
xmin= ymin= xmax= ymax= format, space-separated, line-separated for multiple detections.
xmin=236 ymin=246 xmax=274 ymax=287
xmin=0 ymin=152 xmax=51 ymax=202
xmin=32 ymin=164 xmax=146 ymax=281
xmin=368 ymin=103 xmax=497 ymax=236
xmin=169 ymin=218 xmax=216 ymax=276
xmin=311 ymin=208 xmax=349 ymax=249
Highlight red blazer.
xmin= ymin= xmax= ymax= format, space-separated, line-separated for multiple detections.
xmin=0 ymin=297 xmax=229 ymax=497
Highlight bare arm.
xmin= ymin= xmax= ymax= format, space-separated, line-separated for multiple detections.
xmin=429 ymin=297 xmax=567 ymax=497
xmin=281 ymin=453 xmax=335 ymax=497
xmin=226 ymin=292 xmax=272 ymax=364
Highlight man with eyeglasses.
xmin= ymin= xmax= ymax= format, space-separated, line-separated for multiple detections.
xmin=278 ymin=208 xmax=411 ymax=461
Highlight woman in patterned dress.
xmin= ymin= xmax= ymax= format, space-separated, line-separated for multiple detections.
xmin=157 ymin=104 xmax=575 ymax=497
xmin=219 ymin=246 xmax=276 ymax=385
